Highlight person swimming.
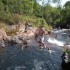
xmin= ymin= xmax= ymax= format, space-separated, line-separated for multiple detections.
xmin=48 ymin=47 xmax=55 ymax=54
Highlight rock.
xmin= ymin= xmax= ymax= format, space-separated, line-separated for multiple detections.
xmin=0 ymin=27 xmax=36 ymax=46
xmin=0 ymin=28 xmax=8 ymax=47
xmin=64 ymin=43 xmax=70 ymax=50
xmin=61 ymin=61 xmax=70 ymax=70
xmin=7 ymin=35 xmax=23 ymax=45
xmin=0 ymin=40 xmax=5 ymax=47
xmin=61 ymin=51 xmax=70 ymax=70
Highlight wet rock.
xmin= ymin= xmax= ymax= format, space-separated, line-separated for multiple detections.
xmin=61 ymin=51 xmax=70 ymax=70
xmin=0 ymin=40 xmax=5 ymax=47
xmin=0 ymin=28 xmax=8 ymax=47
xmin=7 ymin=36 xmax=23 ymax=45
xmin=61 ymin=61 xmax=70 ymax=70
xmin=0 ymin=28 xmax=7 ymax=40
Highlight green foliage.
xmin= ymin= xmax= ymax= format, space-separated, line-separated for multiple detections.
xmin=22 ymin=0 xmax=34 ymax=15
xmin=60 ymin=1 xmax=70 ymax=26
xmin=0 ymin=22 xmax=8 ymax=29
xmin=33 ymin=1 xmax=42 ymax=17
xmin=44 ymin=5 xmax=61 ymax=26
xmin=0 ymin=0 xmax=70 ymax=28
xmin=66 ymin=50 xmax=70 ymax=61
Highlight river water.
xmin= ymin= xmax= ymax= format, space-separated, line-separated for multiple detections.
xmin=0 ymin=29 xmax=70 ymax=70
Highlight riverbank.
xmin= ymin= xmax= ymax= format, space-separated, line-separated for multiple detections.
xmin=0 ymin=27 xmax=70 ymax=48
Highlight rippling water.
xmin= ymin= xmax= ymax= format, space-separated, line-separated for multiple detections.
xmin=0 ymin=29 xmax=69 ymax=70
xmin=0 ymin=43 xmax=62 ymax=70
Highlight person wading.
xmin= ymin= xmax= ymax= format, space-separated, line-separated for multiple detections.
xmin=36 ymin=26 xmax=46 ymax=49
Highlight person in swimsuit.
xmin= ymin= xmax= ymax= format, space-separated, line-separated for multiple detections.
xmin=36 ymin=26 xmax=46 ymax=48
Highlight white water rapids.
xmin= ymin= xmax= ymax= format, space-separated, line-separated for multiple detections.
xmin=47 ymin=37 xmax=65 ymax=46
xmin=47 ymin=29 xmax=70 ymax=48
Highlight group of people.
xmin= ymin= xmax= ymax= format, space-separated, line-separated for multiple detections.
xmin=18 ymin=20 xmax=46 ymax=48
xmin=18 ymin=20 xmax=31 ymax=33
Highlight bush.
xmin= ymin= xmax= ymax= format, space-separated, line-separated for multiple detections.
xmin=0 ymin=13 xmax=52 ymax=34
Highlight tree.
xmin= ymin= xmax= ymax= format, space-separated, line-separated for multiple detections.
xmin=22 ymin=0 xmax=34 ymax=15
xmin=33 ymin=0 xmax=42 ymax=17
xmin=44 ymin=5 xmax=61 ymax=26
xmin=52 ymin=0 xmax=62 ymax=7
xmin=61 ymin=1 xmax=70 ymax=27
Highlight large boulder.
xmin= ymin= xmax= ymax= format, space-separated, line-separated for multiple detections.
xmin=0 ymin=39 xmax=5 ymax=47
xmin=61 ymin=51 xmax=70 ymax=70
xmin=7 ymin=35 xmax=23 ymax=45
xmin=0 ymin=28 xmax=7 ymax=47
xmin=0 ymin=28 xmax=7 ymax=40
xmin=61 ymin=61 xmax=70 ymax=70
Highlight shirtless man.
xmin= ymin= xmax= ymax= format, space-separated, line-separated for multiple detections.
xmin=36 ymin=26 xmax=46 ymax=48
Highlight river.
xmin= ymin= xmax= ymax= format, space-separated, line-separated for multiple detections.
xmin=0 ymin=29 xmax=70 ymax=70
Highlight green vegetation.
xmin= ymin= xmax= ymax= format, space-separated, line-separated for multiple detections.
xmin=0 ymin=0 xmax=70 ymax=30
xmin=66 ymin=50 xmax=70 ymax=61
xmin=0 ymin=0 xmax=70 ymax=59
xmin=64 ymin=48 xmax=70 ymax=62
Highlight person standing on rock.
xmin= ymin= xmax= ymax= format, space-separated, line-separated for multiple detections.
xmin=24 ymin=21 xmax=29 ymax=33
xmin=18 ymin=20 xmax=22 ymax=31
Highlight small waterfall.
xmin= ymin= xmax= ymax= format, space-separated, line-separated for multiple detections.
xmin=47 ymin=37 xmax=65 ymax=46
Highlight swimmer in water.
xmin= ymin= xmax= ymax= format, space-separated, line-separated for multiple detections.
xmin=48 ymin=47 xmax=55 ymax=54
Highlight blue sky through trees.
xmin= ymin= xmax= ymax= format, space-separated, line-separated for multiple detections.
xmin=38 ymin=0 xmax=70 ymax=7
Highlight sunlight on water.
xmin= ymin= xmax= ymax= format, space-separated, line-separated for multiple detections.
xmin=7 ymin=66 xmax=26 ymax=70
xmin=47 ymin=38 xmax=64 ymax=46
